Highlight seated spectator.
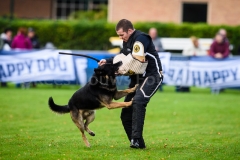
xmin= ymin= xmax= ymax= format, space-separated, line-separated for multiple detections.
xmin=0 ymin=28 xmax=12 ymax=50
xmin=11 ymin=27 xmax=32 ymax=50
xmin=0 ymin=28 xmax=12 ymax=87
xmin=0 ymin=38 xmax=3 ymax=49
xmin=28 ymin=27 xmax=40 ymax=88
xmin=45 ymin=42 xmax=56 ymax=49
xmin=209 ymin=33 xmax=230 ymax=59
xmin=149 ymin=28 xmax=164 ymax=52
xmin=218 ymin=28 xmax=228 ymax=42
xmin=11 ymin=27 xmax=32 ymax=88
xmin=182 ymin=36 xmax=207 ymax=56
xmin=149 ymin=28 xmax=164 ymax=92
xmin=238 ymin=45 xmax=240 ymax=55
xmin=28 ymin=27 xmax=41 ymax=49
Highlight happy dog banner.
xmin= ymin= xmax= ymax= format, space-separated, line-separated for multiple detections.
xmin=0 ymin=49 xmax=75 ymax=83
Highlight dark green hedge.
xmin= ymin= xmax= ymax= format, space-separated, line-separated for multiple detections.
xmin=1 ymin=19 xmax=240 ymax=54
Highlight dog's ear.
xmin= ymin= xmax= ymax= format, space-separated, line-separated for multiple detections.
xmin=94 ymin=68 xmax=102 ymax=75
xmin=113 ymin=61 xmax=123 ymax=70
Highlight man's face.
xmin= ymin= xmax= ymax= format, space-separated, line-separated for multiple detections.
xmin=116 ymin=28 xmax=132 ymax=42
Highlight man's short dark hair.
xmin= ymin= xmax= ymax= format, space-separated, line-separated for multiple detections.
xmin=115 ymin=19 xmax=134 ymax=32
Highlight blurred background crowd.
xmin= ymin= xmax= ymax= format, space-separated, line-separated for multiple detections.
xmin=1 ymin=26 xmax=238 ymax=58
xmin=0 ymin=27 xmax=56 ymax=50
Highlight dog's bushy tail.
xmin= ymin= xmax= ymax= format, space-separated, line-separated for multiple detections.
xmin=48 ymin=97 xmax=70 ymax=114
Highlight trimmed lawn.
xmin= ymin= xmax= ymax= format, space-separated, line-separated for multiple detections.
xmin=0 ymin=85 xmax=239 ymax=160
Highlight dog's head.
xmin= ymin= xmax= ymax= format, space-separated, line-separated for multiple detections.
xmin=94 ymin=61 xmax=122 ymax=77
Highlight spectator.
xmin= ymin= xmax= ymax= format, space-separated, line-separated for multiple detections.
xmin=0 ymin=38 xmax=3 ymax=49
xmin=11 ymin=27 xmax=32 ymax=50
xmin=11 ymin=27 xmax=32 ymax=88
xmin=0 ymin=28 xmax=13 ymax=50
xmin=178 ymin=36 xmax=206 ymax=93
xmin=209 ymin=33 xmax=230 ymax=59
xmin=149 ymin=28 xmax=164 ymax=52
xmin=28 ymin=27 xmax=41 ymax=49
xmin=238 ymin=45 xmax=240 ymax=55
xmin=182 ymin=36 xmax=207 ymax=56
xmin=0 ymin=28 xmax=12 ymax=87
xmin=28 ymin=27 xmax=40 ymax=88
xmin=149 ymin=28 xmax=164 ymax=91
xmin=45 ymin=42 xmax=56 ymax=49
xmin=218 ymin=28 xmax=228 ymax=42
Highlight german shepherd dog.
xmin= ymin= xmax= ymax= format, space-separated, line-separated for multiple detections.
xmin=48 ymin=61 xmax=138 ymax=147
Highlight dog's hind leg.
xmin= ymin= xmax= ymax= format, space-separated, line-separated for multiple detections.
xmin=84 ymin=110 xmax=96 ymax=136
xmin=70 ymin=109 xmax=91 ymax=147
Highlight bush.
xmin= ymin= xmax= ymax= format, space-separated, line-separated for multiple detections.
xmin=68 ymin=4 xmax=107 ymax=21
xmin=0 ymin=19 xmax=239 ymax=54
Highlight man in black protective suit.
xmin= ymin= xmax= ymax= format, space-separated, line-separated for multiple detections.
xmin=98 ymin=19 xmax=163 ymax=149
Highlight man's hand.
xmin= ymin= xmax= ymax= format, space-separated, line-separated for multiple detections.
xmin=160 ymin=71 xmax=164 ymax=80
xmin=98 ymin=59 xmax=107 ymax=66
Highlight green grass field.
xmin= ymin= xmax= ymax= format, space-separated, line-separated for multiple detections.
xmin=0 ymin=85 xmax=239 ymax=160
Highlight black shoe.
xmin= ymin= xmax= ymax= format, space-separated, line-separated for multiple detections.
xmin=130 ymin=138 xmax=146 ymax=149
xmin=130 ymin=138 xmax=140 ymax=148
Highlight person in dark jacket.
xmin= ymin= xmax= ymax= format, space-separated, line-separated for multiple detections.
xmin=238 ymin=45 xmax=240 ymax=55
xmin=28 ymin=27 xmax=40 ymax=49
xmin=98 ymin=19 xmax=163 ymax=149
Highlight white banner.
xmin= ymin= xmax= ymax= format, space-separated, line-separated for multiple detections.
xmin=166 ymin=59 xmax=189 ymax=86
xmin=0 ymin=49 xmax=75 ymax=83
xmin=75 ymin=58 xmax=88 ymax=86
xmin=166 ymin=58 xmax=240 ymax=87
xmin=188 ymin=60 xmax=240 ymax=87
xmin=158 ymin=52 xmax=172 ymax=83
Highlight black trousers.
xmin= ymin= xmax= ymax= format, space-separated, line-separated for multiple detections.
xmin=120 ymin=74 xmax=162 ymax=147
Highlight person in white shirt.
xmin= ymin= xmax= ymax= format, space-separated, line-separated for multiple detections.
xmin=0 ymin=28 xmax=12 ymax=51
xmin=182 ymin=36 xmax=207 ymax=56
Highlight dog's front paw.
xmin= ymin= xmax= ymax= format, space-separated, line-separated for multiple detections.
xmin=134 ymin=84 xmax=139 ymax=90
xmin=125 ymin=101 xmax=133 ymax=107
xmin=129 ymin=84 xmax=139 ymax=93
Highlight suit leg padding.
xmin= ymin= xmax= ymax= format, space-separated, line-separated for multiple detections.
xmin=120 ymin=91 xmax=135 ymax=141
xmin=132 ymin=101 xmax=147 ymax=139
xmin=131 ymin=74 xmax=162 ymax=139
xmin=121 ymin=107 xmax=133 ymax=141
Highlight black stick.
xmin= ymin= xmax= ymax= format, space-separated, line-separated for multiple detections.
xmin=59 ymin=52 xmax=100 ymax=62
